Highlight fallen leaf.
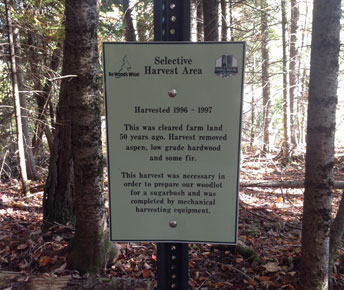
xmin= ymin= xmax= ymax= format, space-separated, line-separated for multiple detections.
xmin=257 ymin=276 xmax=271 ymax=281
xmin=142 ymin=269 xmax=151 ymax=278
xmin=263 ymin=262 xmax=281 ymax=273
xmin=17 ymin=243 xmax=28 ymax=250
xmin=39 ymin=256 xmax=51 ymax=267
xmin=244 ymin=279 xmax=256 ymax=286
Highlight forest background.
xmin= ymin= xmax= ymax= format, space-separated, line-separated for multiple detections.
xmin=0 ymin=0 xmax=344 ymax=289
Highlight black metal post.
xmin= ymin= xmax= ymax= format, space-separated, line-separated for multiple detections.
xmin=154 ymin=0 xmax=190 ymax=41
xmin=154 ymin=1 xmax=190 ymax=289
xmin=157 ymin=243 xmax=189 ymax=289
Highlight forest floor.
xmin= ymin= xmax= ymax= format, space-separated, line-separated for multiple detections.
xmin=1 ymin=150 xmax=344 ymax=289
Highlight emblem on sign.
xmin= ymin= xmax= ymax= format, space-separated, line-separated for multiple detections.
xmin=215 ymin=55 xmax=238 ymax=79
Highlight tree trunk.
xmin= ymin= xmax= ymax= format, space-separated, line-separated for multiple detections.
xmin=229 ymin=0 xmax=234 ymax=41
xmin=123 ymin=0 xmax=137 ymax=41
xmin=329 ymin=193 xmax=344 ymax=283
xmin=281 ymin=0 xmax=290 ymax=159
xmin=289 ymin=0 xmax=299 ymax=147
xmin=299 ymin=1 xmax=341 ymax=289
xmin=250 ymin=54 xmax=256 ymax=148
xmin=220 ymin=0 xmax=227 ymax=41
xmin=260 ymin=0 xmax=270 ymax=153
xmin=43 ymin=101 xmax=74 ymax=230
xmin=31 ymin=42 xmax=61 ymax=156
xmin=62 ymin=0 xmax=113 ymax=274
xmin=11 ymin=3 xmax=38 ymax=181
xmin=202 ymin=0 xmax=218 ymax=41
xmin=5 ymin=0 xmax=30 ymax=195
xmin=298 ymin=1 xmax=309 ymax=146
xmin=196 ymin=0 xmax=203 ymax=41
xmin=42 ymin=25 xmax=74 ymax=229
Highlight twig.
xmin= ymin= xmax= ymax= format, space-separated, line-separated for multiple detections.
xmin=196 ymin=278 xmax=209 ymax=290
xmin=0 ymin=150 xmax=8 ymax=178
xmin=48 ymin=75 xmax=78 ymax=81
xmin=275 ymin=244 xmax=301 ymax=248
xmin=218 ymin=262 xmax=255 ymax=282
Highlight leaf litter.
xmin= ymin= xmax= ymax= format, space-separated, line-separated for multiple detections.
xmin=0 ymin=151 xmax=344 ymax=289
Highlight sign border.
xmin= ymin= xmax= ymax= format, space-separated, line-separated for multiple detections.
xmin=102 ymin=41 xmax=245 ymax=244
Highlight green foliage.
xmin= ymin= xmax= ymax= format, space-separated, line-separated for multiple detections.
xmin=136 ymin=0 xmax=154 ymax=41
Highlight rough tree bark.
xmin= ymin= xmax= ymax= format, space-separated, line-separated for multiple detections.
xmin=260 ymin=0 xmax=270 ymax=153
xmin=299 ymin=1 xmax=341 ymax=289
xmin=123 ymin=0 xmax=137 ymax=41
xmin=5 ymin=0 xmax=30 ymax=194
xmin=43 ymin=76 xmax=74 ymax=230
xmin=202 ymin=0 xmax=218 ymax=41
xmin=43 ymin=15 xmax=74 ymax=229
xmin=63 ymin=0 xmax=114 ymax=273
xmin=330 ymin=194 xmax=344 ymax=282
xmin=289 ymin=0 xmax=299 ymax=147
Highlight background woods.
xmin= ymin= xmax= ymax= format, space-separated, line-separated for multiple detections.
xmin=0 ymin=0 xmax=344 ymax=289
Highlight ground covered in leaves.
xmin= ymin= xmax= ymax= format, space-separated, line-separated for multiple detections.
xmin=1 ymin=151 xmax=344 ymax=289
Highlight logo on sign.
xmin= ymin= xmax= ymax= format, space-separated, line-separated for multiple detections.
xmin=215 ymin=55 xmax=238 ymax=79
xmin=108 ymin=55 xmax=140 ymax=78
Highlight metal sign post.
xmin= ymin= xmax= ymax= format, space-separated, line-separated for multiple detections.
xmin=154 ymin=1 xmax=190 ymax=289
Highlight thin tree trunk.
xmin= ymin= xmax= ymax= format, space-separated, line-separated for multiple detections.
xmin=299 ymin=67 xmax=307 ymax=145
xmin=11 ymin=4 xmax=38 ymax=180
xmin=31 ymin=44 xmax=61 ymax=155
xmin=281 ymin=0 xmax=290 ymax=159
xmin=5 ymin=0 xmax=30 ymax=194
xmin=299 ymin=0 xmax=341 ymax=289
xmin=123 ymin=0 xmax=137 ymax=41
xmin=27 ymin=31 xmax=43 ymax=155
xmin=196 ymin=0 xmax=203 ymax=41
xmin=289 ymin=0 xmax=299 ymax=147
xmin=202 ymin=0 xmax=218 ymax=41
xmin=298 ymin=1 xmax=309 ymax=146
xmin=229 ymin=0 xmax=234 ymax=41
xmin=220 ymin=0 xmax=227 ymax=41
xmin=250 ymin=54 xmax=255 ymax=148
xmin=260 ymin=0 xmax=270 ymax=153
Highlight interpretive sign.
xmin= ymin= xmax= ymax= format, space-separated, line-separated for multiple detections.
xmin=103 ymin=42 xmax=245 ymax=244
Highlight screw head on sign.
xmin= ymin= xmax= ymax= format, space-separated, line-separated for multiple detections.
xmin=168 ymin=89 xmax=177 ymax=98
xmin=169 ymin=220 xmax=177 ymax=228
